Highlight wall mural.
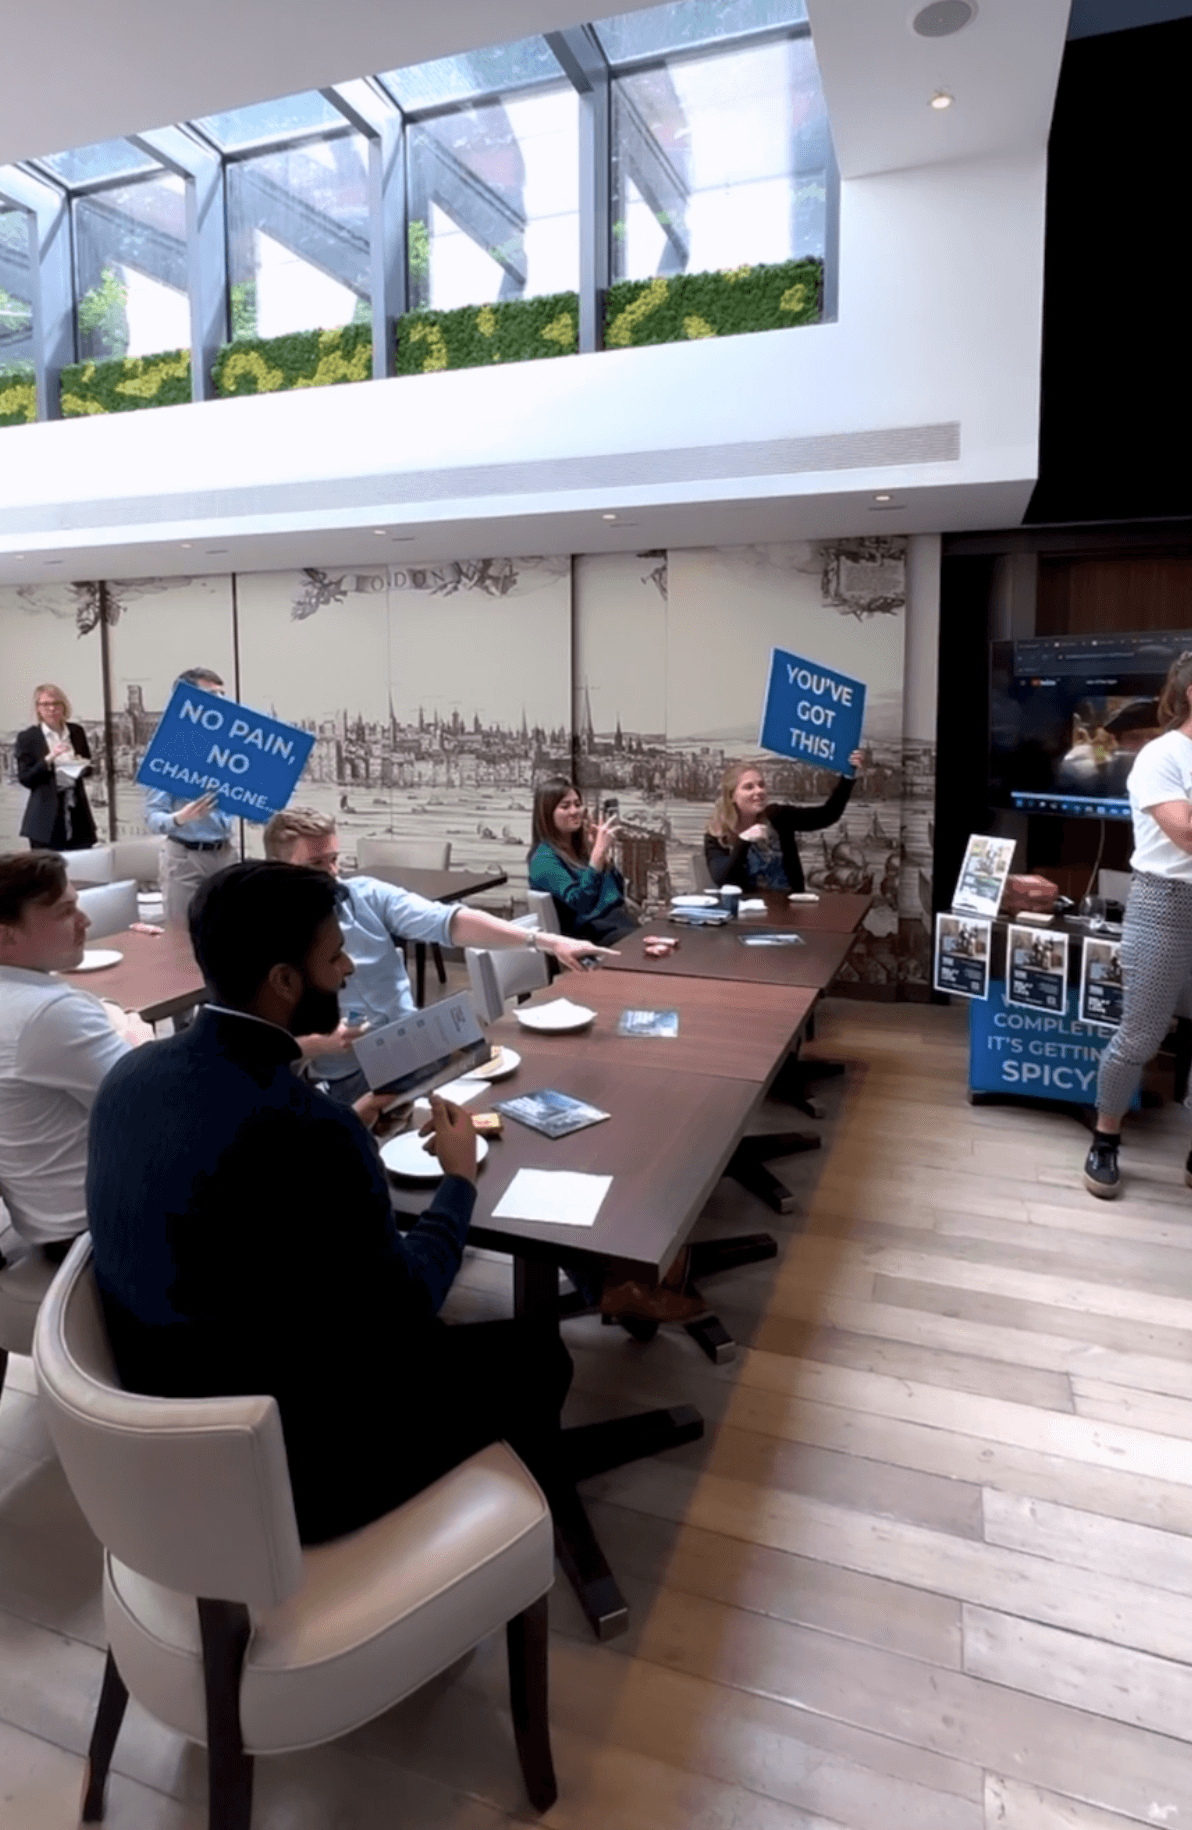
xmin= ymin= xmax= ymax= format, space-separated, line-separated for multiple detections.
xmin=1 ymin=538 xmax=935 ymax=991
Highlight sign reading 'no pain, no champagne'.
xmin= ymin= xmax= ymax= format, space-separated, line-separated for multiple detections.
xmin=759 ymin=647 xmax=866 ymax=774
xmin=135 ymin=683 xmax=315 ymax=824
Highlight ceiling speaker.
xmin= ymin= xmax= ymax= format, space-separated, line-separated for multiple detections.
xmin=912 ymin=1 xmax=977 ymax=36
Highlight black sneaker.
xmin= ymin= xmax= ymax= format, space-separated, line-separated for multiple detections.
xmin=1084 ymin=1136 xmax=1121 ymax=1199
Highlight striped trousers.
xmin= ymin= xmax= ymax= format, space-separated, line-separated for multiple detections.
xmin=1096 ymin=871 xmax=1192 ymax=1118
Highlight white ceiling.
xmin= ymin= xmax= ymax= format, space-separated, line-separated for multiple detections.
xmin=806 ymin=0 xmax=1071 ymax=180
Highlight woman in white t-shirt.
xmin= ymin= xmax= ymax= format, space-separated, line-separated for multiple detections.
xmin=1084 ymin=653 xmax=1192 ymax=1198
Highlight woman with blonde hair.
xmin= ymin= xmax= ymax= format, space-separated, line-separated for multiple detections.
xmin=1084 ymin=652 xmax=1192 ymax=1198
xmin=14 ymin=683 xmax=97 ymax=852
xmin=704 ymin=751 xmax=863 ymax=894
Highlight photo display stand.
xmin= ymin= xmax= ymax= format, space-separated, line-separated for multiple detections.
xmin=1006 ymin=924 xmax=1070 ymax=1014
xmin=1079 ymin=935 xmax=1124 ymax=1028
xmin=933 ymin=913 xmax=992 ymax=1000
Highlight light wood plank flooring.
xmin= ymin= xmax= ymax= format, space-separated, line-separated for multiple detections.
xmin=4 ymin=997 xmax=1192 ymax=1827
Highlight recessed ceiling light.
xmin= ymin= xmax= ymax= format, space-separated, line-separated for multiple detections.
xmin=874 ymin=493 xmax=892 ymax=503
xmin=913 ymin=0 xmax=976 ymax=37
xmin=602 ymin=513 xmax=617 ymax=521
xmin=180 ymin=541 xmax=193 ymax=548
xmin=373 ymin=528 xmax=388 ymax=536
xmin=930 ymin=90 xmax=954 ymax=110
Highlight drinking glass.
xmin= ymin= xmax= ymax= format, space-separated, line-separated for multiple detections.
xmin=1080 ymin=895 xmax=1107 ymax=932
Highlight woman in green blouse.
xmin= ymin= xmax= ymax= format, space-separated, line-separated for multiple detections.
xmin=528 ymin=779 xmax=637 ymax=945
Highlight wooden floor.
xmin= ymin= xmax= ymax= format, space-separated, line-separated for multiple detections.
xmin=4 ymin=998 xmax=1192 ymax=1826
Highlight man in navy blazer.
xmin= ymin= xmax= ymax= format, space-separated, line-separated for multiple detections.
xmin=86 ymin=860 xmax=571 ymax=1544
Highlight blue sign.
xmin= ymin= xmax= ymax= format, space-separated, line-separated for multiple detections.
xmin=136 ymin=683 xmax=314 ymax=825
xmin=969 ymin=978 xmax=1137 ymax=1106
xmin=759 ymin=647 xmax=866 ymax=774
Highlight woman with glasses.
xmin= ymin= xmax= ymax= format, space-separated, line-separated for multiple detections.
xmin=14 ymin=684 xmax=97 ymax=853
xmin=1085 ymin=652 xmax=1192 ymax=1198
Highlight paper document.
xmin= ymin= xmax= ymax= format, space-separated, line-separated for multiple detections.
xmin=492 ymin=1168 xmax=612 ymax=1228
xmin=738 ymin=899 xmax=768 ymax=913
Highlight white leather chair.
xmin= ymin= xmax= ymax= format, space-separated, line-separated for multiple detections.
xmin=690 ymin=847 xmax=716 ymax=891
xmin=65 ymin=845 xmax=115 ymax=885
xmin=76 ymin=879 xmax=138 ymax=941
xmin=356 ymin=836 xmax=451 ymax=872
xmin=0 ymin=1217 xmax=59 ymax=1403
xmin=526 ymin=889 xmax=562 ymax=934
xmin=465 ymin=943 xmax=550 ymax=1025
xmin=111 ymin=837 xmax=164 ymax=888
xmin=34 ymin=1241 xmax=558 ymax=1829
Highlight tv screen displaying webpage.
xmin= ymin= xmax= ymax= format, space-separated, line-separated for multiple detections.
xmin=989 ymin=631 xmax=1192 ymax=821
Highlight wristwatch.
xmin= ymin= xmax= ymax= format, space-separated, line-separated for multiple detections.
xmin=525 ymin=928 xmax=543 ymax=950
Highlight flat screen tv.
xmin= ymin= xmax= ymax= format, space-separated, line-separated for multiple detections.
xmin=990 ymin=631 xmax=1192 ymax=821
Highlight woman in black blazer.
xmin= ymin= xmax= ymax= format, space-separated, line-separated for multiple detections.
xmin=704 ymin=753 xmax=864 ymax=894
xmin=15 ymin=683 xmax=98 ymax=851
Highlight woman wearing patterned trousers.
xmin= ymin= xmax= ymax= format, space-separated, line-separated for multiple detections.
xmin=1085 ymin=654 xmax=1192 ymax=1198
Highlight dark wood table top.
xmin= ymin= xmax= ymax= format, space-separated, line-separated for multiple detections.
xmin=390 ymin=1050 xmax=758 ymax=1278
xmin=604 ymin=919 xmax=859 ymax=991
xmin=348 ymin=865 xmax=508 ymax=903
xmin=59 ymin=926 xmax=205 ymax=1023
xmin=486 ymin=971 xmax=816 ymax=1086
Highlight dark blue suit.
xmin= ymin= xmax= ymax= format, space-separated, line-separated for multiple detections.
xmin=87 ymin=1006 xmax=567 ymax=1542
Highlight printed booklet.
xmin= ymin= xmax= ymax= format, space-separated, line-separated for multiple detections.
xmin=494 ymin=1089 xmax=612 ymax=1139
xmin=616 ymin=1009 xmax=680 ymax=1037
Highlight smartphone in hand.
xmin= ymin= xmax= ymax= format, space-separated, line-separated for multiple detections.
xmin=602 ymin=797 xmax=620 ymax=819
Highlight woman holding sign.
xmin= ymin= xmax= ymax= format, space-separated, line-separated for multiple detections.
xmin=704 ymin=753 xmax=864 ymax=894
xmin=1083 ymin=653 xmax=1192 ymax=1199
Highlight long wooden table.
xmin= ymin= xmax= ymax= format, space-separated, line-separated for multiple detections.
xmin=59 ymin=926 xmax=205 ymax=1024
xmin=604 ymin=891 xmax=870 ymax=989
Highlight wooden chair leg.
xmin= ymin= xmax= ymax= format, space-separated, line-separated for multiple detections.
xmin=506 ymin=1595 xmax=558 ymax=1813
xmin=0 ymin=1347 xmax=8 ymax=1403
xmin=197 ymin=1598 xmax=254 ymax=1830
xmin=80 ymin=1648 xmax=130 ymax=1822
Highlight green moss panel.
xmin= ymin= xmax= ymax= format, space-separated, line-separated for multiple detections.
xmin=59 ymin=350 xmax=192 ymax=417
xmin=213 ymin=323 xmax=374 ymax=397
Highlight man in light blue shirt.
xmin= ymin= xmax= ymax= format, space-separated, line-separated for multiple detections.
xmin=143 ymin=667 xmax=237 ymax=926
xmin=263 ymin=807 xmax=612 ymax=1101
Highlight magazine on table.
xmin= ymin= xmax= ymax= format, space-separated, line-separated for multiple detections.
xmin=494 ymin=1088 xmax=612 ymax=1139
xmin=616 ymin=1009 xmax=679 ymax=1037
xmin=738 ymin=931 xmax=806 ymax=948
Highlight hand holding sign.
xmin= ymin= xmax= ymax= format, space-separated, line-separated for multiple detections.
xmin=173 ymin=793 xmax=219 ymax=826
xmin=759 ymin=648 xmax=867 ymax=773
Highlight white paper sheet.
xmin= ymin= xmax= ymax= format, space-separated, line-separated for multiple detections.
xmin=738 ymin=899 xmax=768 ymax=913
xmin=492 ymin=1168 xmax=612 ymax=1227
xmin=411 ymin=1077 xmax=491 ymax=1121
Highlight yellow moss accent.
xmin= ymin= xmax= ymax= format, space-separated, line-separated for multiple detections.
xmin=683 ymin=315 xmax=717 ymax=340
xmin=476 ymin=306 xmax=497 ymax=338
xmin=540 ymin=312 xmax=575 ymax=348
xmin=115 ymin=352 xmax=191 ymax=398
xmin=721 ymin=265 xmax=752 ymax=282
xmin=80 ymin=363 xmax=96 ymax=384
xmin=780 ymin=283 xmax=809 ymax=313
xmin=60 ymin=392 xmax=107 ymax=417
xmin=605 ymin=276 xmax=669 ymax=347
xmin=292 ymin=341 xmax=373 ymax=389
xmin=409 ymin=320 xmax=449 ymax=373
xmin=0 ymin=380 xmax=37 ymax=423
xmin=219 ymin=349 xmax=286 ymax=393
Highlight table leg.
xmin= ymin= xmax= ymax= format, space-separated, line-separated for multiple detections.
xmin=727 ymin=1133 xmax=820 ymax=1213
xmin=414 ymin=942 xmax=427 ymax=1007
xmin=513 ymin=1256 xmax=705 ymax=1640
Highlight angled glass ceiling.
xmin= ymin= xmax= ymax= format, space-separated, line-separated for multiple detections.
xmin=592 ymin=0 xmax=808 ymax=63
xmin=380 ymin=34 xmax=565 ymax=113
xmin=194 ymin=89 xmax=344 ymax=151
xmin=34 ymin=138 xmax=160 ymax=187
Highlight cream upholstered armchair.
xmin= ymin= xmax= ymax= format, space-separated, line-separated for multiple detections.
xmin=33 ymin=1240 xmax=558 ymax=1829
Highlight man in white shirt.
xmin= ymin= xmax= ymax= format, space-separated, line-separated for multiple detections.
xmin=0 ymin=852 xmax=150 ymax=1255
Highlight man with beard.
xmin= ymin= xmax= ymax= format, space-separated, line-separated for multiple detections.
xmin=85 ymin=861 xmax=571 ymax=1544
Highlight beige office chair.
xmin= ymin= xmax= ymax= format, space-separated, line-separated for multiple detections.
xmin=65 ymin=845 xmax=115 ymax=886
xmin=76 ymin=879 xmax=138 ymax=941
xmin=357 ymin=837 xmax=453 ymax=999
xmin=0 ymin=1213 xmax=59 ymax=1403
xmin=356 ymin=836 xmax=451 ymax=872
xmin=465 ymin=943 xmax=550 ymax=1025
xmin=110 ymin=837 xmax=164 ymax=888
xmin=526 ymin=889 xmax=562 ymax=934
xmin=34 ymin=1240 xmax=558 ymax=1829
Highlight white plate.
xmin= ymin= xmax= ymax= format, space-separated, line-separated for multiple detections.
xmin=73 ymin=949 xmax=124 ymax=971
xmin=671 ymin=894 xmax=719 ymax=908
xmin=381 ymin=1132 xmax=489 ymax=1181
xmin=514 ymin=1000 xmax=597 ymax=1034
xmin=467 ymin=1046 xmax=522 ymax=1081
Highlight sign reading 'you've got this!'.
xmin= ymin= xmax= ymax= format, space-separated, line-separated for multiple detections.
xmin=759 ymin=647 xmax=866 ymax=775
xmin=135 ymin=683 xmax=315 ymax=824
